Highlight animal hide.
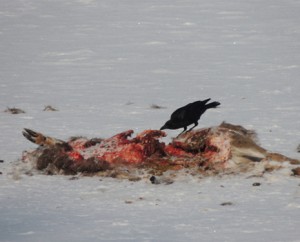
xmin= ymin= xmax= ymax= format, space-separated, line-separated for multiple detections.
xmin=21 ymin=122 xmax=299 ymax=180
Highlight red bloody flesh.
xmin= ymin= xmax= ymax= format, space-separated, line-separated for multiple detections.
xmin=21 ymin=124 xmax=300 ymax=176
xmin=61 ymin=129 xmax=230 ymax=166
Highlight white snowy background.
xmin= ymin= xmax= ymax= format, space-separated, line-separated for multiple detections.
xmin=1 ymin=0 xmax=300 ymax=241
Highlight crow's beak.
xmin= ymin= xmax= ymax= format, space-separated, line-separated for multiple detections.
xmin=160 ymin=125 xmax=165 ymax=130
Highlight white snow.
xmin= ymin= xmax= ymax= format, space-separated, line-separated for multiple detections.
xmin=0 ymin=0 xmax=300 ymax=241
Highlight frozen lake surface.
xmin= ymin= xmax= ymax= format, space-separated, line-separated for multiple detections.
xmin=0 ymin=0 xmax=300 ymax=241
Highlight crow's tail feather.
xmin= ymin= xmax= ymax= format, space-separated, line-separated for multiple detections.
xmin=205 ymin=101 xmax=220 ymax=109
xmin=201 ymin=98 xmax=211 ymax=105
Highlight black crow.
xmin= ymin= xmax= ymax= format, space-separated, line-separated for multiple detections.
xmin=160 ymin=99 xmax=220 ymax=135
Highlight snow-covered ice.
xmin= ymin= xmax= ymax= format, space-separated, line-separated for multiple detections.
xmin=0 ymin=0 xmax=300 ymax=241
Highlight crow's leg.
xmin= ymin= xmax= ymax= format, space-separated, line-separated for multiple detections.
xmin=176 ymin=127 xmax=187 ymax=137
xmin=187 ymin=122 xmax=198 ymax=132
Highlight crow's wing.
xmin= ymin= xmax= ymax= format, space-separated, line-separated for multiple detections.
xmin=170 ymin=103 xmax=193 ymax=121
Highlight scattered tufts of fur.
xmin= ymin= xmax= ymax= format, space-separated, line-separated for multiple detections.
xmin=150 ymin=104 xmax=166 ymax=109
xmin=292 ymin=167 xmax=300 ymax=177
xmin=43 ymin=105 xmax=58 ymax=111
xmin=4 ymin=107 xmax=25 ymax=114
